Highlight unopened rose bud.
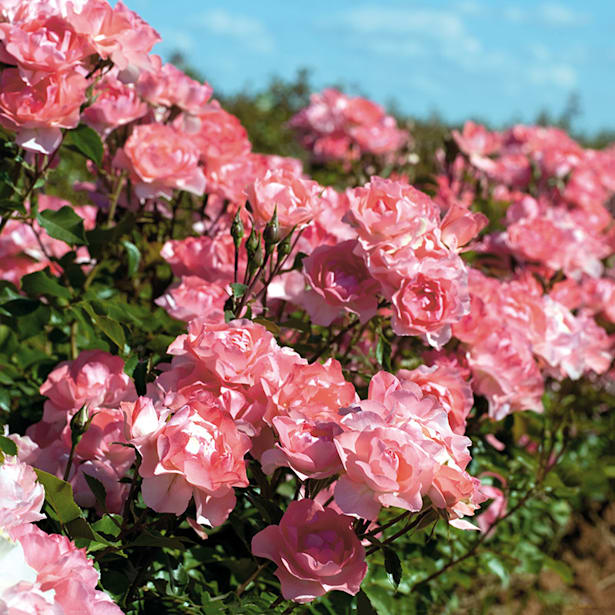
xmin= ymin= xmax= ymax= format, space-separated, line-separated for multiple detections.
xmin=263 ymin=206 xmax=279 ymax=255
xmin=69 ymin=403 xmax=90 ymax=447
xmin=231 ymin=208 xmax=244 ymax=250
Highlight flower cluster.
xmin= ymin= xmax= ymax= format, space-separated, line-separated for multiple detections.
xmin=1 ymin=1 xmax=615 ymax=611
xmin=289 ymin=88 xmax=407 ymax=162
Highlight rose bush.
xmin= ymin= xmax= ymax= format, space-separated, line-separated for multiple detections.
xmin=0 ymin=2 xmax=614 ymax=614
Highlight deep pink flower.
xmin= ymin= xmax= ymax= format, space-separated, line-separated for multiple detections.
xmin=251 ymin=499 xmax=367 ymax=603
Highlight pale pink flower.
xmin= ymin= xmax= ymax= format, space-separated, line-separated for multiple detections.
xmin=65 ymin=0 xmax=160 ymax=75
xmin=390 ymin=262 xmax=469 ymax=348
xmin=251 ymin=499 xmax=367 ymax=603
xmin=346 ymin=177 xmax=440 ymax=248
xmin=245 ymin=168 xmax=321 ymax=233
xmin=477 ymin=473 xmax=507 ymax=535
xmin=39 ymin=349 xmax=136 ymax=426
xmin=26 ymin=408 xmax=135 ymax=513
xmin=334 ymin=411 xmax=435 ymax=520
xmin=0 ymin=455 xmax=44 ymax=531
xmin=452 ymin=121 xmax=502 ymax=157
xmin=397 ymin=362 xmax=473 ymax=435
xmin=134 ymin=401 xmax=250 ymax=527
xmin=466 ymin=330 xmax=544 ymax=420
xmin=0 ymin=68 xmax=86 ymax=153
xmin=137 ymin=56 xmax=212 ymax=115
xmin=261 ymin=416 xmax=343 ymax=479
xmin=160 ymin=231 xmax=241 ymax=283
xmin=113 ymin=123 xmax=206 ymax=199
xmin=10 ymin=523 xmax=124 ymax=615
xmin=155 ymin=275 xmax=226 ymax=323
xmin=0 ymin=12 xmax=93 ymax=79
xmin=81 ymin=71 xmax=147 ymax=137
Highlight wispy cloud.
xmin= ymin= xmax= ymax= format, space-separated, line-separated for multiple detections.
xmin=528 ymin=63 xmax=578 ymax=88
xmin=502 ymin=2 xmax=591 ymax=27
xmin=335 ymin=6 xmax=482 ymax=60
xmin=199 ymin=9 xmax=275 ymax=54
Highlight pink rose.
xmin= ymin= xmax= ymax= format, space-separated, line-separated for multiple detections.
xmin=397 ymin=362 xmax=473 ymax=435
xmin=137 ymin=55 xmax=212 ymax=116
xmin=134 ymin=400 xmax=250 ymax=527
xmin=303 ymin=240 xmax=380 ymax=325
xmin=10 ymin=523 xmax=124 ymax=615
xmin=260 ymin=416 xmax=343 ymax=479
xmin=245 ymin=168 xmax=321 ymax=233
xmin=346 ymin=177 xmax=440 ymax=248
xmin=66 ymin=0 xmax=160 ymax=74
xmin=113 ymin=123 xmax=206 ymax=199
xmin=452 ymin=121 xmax=502 ymax=157
xmin=0 ymin=12 xmax=93 ymax=78
xmin=0 ymin=68 xmax=87 ymax=153
xmin=391 ymin=265 xmax=469 ymax=348
xmin=81 ymin=72 xmax=148 ymax=137
xmin=251 ymin=499 xmax=367 ymax=603
xmin=39 ymin=349 xmax=136 ymax=426
xmin=155 ymin=275 xmax=227 ymax=323
xmin=0 ymin=455 xmax=45 ymax=531
xmin=334 ymin=411 xmax=434 ymax=520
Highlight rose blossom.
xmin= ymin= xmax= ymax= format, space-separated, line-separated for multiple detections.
xmin=346 ymin=177 xmax=441 ymax=248
xmin=10 ymin=523 xmax=124 ymax=615
xmin=397 ymin=362 xmax=473 ymax=435
xmin=302 ymin=240 xmax=380 ymax=325
xmin=136 ymin=55 xmax=213 ymax=116
xmin=245 ymin=168 xmax=321 ymax=233
xmin=133 ymin=400 xmax=250 ymax=527
xmin=260 ymin=416 xmax=344 ymax=480
xmin=81 ymin=72 xmax=147 ymax=137
xmin=65 ymin=0 xmax=160 ymax=76
xmin=113 ymin=123 xmax=206 ymax=199
xmin=0 ymin=455 xmax=45 ymax=532
xmin=333 ymin=411 xmax=434 ymax=520
xmin=39 ymin=349 xmax=136 ymax=426
xmin=0 ymin=11 xmax=93 ymax=79
xmin=251 ymin=499 xmax=367 ymax=603
xmin=0 ymin=68 xmax=87 ymax=153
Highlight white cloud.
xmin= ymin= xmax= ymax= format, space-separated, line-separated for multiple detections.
xmin=199 ymin=9 xmax=275 ymax=54
xmin=337 ymin=7 xmax=482 ymax=63
xmin=528 ymin=63 xmax=578 ymax=88
xmin=539 ymin=3 xmax=590 ymax=26
xmin=502 ymin=3 xmax=590 ymax=27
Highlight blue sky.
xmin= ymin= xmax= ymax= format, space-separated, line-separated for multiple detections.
xmin=126 ymin=0 xmax=615 ymax=134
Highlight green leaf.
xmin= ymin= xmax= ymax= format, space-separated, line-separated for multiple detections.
xmin=80 ymin=302 xmax=125 ymax=349
xmin=357 ymin=589 xmax=380 ymax=615
xmin=121 ymin=240 xmax=140 ymax=276
xmin=83 ymin=473 xmax=107 ymax=509
xmin=38 ymin=206 xmax=87 ymax=246
xmin=230 ymin=283 xmax=248 ymax=299
xmin=0 ymin=298 xmax=39 ymax=316
xmin=21 ymin=269 xmax=70 ymax=300
xmin=384 ymin=548 xmax=402 ymax=589
xmin=0 ymin=199 xmax=26 ymax=215
xmin=376 ymin=334 xmax=392 ymax=372
xmin=0 ymin=435 xmax=17 ymax=456
xmin=34 ymin=469 xmax=82 ymax=523
xmin=129 ymin=530 xmax=185 ymax=550
xmin=92 ymin=514 xmax=122 ymax=538
xmin=64 ymin=124 xmax=103 ymax=167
